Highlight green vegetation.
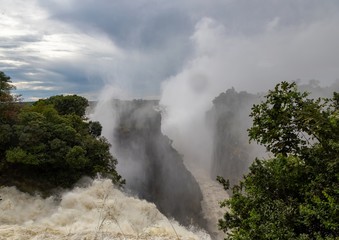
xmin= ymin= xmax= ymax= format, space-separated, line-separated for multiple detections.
xmin=218 ymin=82 xmax=338 ymax=239
xmin=0 ymin=71 xmax=123 ymax=193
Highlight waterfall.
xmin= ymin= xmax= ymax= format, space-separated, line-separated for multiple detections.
xmin=0 ymin=178 xmax=211 ymax=240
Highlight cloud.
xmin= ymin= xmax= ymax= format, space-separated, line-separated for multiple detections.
xmin=1 ymin=0 xmax=339 ymax=100
xmin=0 ymin=0 xmax=126 ymax=100
xmin=13 ymin=81 xmax=58 ymax=91
xmin=160 ymin=12 xmax=339 ymax=171
xmin=165 ymin=14 xmax=339 ymax=95
xmin=38 ymin=0 xmax=193 ymax=48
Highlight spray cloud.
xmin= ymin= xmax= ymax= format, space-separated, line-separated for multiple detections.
xmin=160 ymin=14 xmax=339 ymax=173
xmin=87 ymin=13 xmax=339 ymax=237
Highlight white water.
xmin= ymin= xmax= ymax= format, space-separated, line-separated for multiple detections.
xmin=0 ymin=179 xmax=211 ymax=240
xmin=192 ymin=170 xmax=228 ymax=240
xmin=88 ymin=99 xmax=228 ymax=239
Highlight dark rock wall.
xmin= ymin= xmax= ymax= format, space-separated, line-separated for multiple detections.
xmin=112 ymin=100 xmax=206 ymax=228
xmin=208 ymin=89 xmax=258 ymax=186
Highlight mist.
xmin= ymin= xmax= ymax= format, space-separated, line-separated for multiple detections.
xmin=159 ymin=13 xmax=339 ymax=174
xmin=2 ymin=1 xmax=339 ymax=239
xmin=86 ymin=11 xmax=339 ymax=238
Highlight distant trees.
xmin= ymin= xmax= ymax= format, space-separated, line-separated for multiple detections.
xmin=0 ymin=71 xmax=124 ymax=193
xmin=218 ymin=82 xmax=338 ymax=239
xmin=0 ymin=71 xmax=20 ymax=125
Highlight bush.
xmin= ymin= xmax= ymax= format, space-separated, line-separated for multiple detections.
xmin=0 ymin=82 xmax=124 ymax=193
xmin=218 ymin=82 xmax=339 ymax=239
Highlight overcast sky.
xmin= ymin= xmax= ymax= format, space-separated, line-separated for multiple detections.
xmin=1 ymin=0 xmax=339 ymax=101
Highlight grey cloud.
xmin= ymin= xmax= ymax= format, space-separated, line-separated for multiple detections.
xmin=10 ymin=35 xmax=43 ymax=43
xmin=38 ymin=0 xmax=193 ymax=49
xmin=0 ymin=34 xmax=43 ymax=52
xmin=2 ymin=0 xmax=339 ymax=101
xmin=41 ymin=0 xmax=339 ymax=42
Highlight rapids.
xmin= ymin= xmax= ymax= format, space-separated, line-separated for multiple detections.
xmin=0 ymin=179 xmax=211 ymax=240
xmin=190 ymin=169 xmax=228 ymax=240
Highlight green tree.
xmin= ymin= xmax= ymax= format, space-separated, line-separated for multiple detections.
xmin=0 ymin=72 xmax=21 ymax=163
xmin=0 ymin=71 xmax=14 ymax=102
xmin=0 ymin=71 xmax=20 ymax=124
xmin=218 ymin=82 xmax=339 ymax=239
xmin=1 ymin=102 xmax=124 ymax=191
xmin=89 ymin=121 xmax=103 ymax=137
xmin=34 ymin=94 xmax=89 ymax=117
xmin=0 ymin=74 xmax=124 ymax=193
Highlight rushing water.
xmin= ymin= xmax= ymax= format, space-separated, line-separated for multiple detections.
xmin=0 ymin=179 xmax=211 ymax=240
xmin=191 ymin=170 xmax=228 ymax=240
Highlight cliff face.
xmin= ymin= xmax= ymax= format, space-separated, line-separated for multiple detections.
xmin=112 ymin=100 xmax=206 ymax=228
xmin=208 ymin=89 xmax=258 ymax=186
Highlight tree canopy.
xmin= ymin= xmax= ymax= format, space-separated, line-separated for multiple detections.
xmin=0 ymin=71 xmax=15 ymax=102
xmin=0 ymin=71 xmax=124 ymax=194
xmin=218 ymin=82 xmax=339 ymax=239
xmin=0 ymin=71 xmax=21 ymax=124
xmin=34 ymin=94 xmax=89 ymax=117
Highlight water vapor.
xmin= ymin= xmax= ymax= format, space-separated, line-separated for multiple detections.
xmin=160 ymin=14 xmax=339 ymax=173
xmin=88 ymin=13 xmax=339 ymax=237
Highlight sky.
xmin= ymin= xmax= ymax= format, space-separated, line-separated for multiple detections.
xmin=1 ymin=0 xmax=339 ymax=101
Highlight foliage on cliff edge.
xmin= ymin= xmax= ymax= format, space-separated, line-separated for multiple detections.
xmin=0 ymin=71 xmax=124 ymax=194
xmin=219 ymin=82 xmax=338 ymax=239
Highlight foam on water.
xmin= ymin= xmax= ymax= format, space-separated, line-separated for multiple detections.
xmin=0 ymin=179 xmax=211 ymax=240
